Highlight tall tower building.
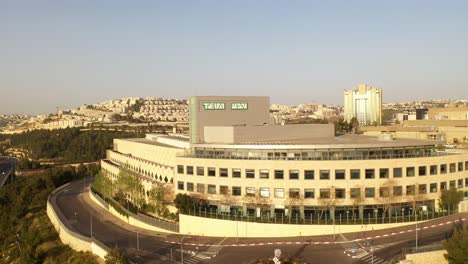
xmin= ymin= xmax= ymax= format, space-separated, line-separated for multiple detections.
xmin=344 ymin=84 xmax=382 ymax=126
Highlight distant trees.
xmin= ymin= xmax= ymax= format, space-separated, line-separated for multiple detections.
xmin=3 ymin=128 xmax=136 ymax=163
xmin=0 ymin=165 xmax=100 ymax=263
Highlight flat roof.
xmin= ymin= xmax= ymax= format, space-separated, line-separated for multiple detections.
xmin=119 ymin=138 xmax=182 ymax=149
xmin=192 ymin=134 xmax=438 ymax=150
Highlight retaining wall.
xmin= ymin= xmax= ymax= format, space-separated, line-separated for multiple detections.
xmin=47 ymin=183 xmax=109 ymax=260
xmin=179 ymin=214 xmax=428 ymax=237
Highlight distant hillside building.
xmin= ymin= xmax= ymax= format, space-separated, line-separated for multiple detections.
xmin=428 ymin=107 xmax=468 ymax=120
xmin=344 ymin=84 xmax=382 ymax=126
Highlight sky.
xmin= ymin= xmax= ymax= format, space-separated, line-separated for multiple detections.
xmin=1 ymin=0 xmax=468 ymax=115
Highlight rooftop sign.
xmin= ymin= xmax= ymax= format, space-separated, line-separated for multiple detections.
xmin=202 ymin=102 xmax=225 ymax=110
xmin=231 ymin=102 xmax=248 ymax=110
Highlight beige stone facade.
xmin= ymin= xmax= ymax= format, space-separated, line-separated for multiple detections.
xmin=101 ymin=134 xmax=468 ymax=219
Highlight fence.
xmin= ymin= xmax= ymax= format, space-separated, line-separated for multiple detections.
xmin=182 ymin=206 xmax=459 ymax=226
xmin=90 ymin=188 xmax=179 ymax=232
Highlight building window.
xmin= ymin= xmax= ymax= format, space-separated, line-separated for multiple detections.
xmin=350 ymin=188 xmax=361 ymax=198
xmin=246 ymin=169 xmax=255 ymax=179
xmin=430 ymin=165 xmax=438 ymax=175
xmin=393 ymin=168 xmax=402 ymax=178
xmin=197 ymin=183 xmax=205 ymax=193
xmin=260 ymin=169 xmax=269 ymax=179
xmin=177 ymin=181 xmax=184 ymax=190
xmin=319 ymin=189 xmax=330 ymax=199
xmin=440 ymin=164 xmax=447 ymax=174
xmin=304 ymin=170 xmax=315 ymax=180
xmin=220 ymin=185 xmax=229 ymax=195
xmin=220 ymin=168 xmax=228 ymax=177
xmin=418 ymin=166 xmax=426 ymax=176
xmin=350 ymin=169 xmax=361 ymax=179
xmin=379 ymin=168 xmax=389 ymax=179
xmin=196 ymin=166 xmax=204 ymax=176
xmin=260 ymin=188 xmax=270 ymax=198
xmin=466 ymin=161 xmax=468 ymax=171
xmin=458 ymin=179 xmax=463 ymax=188
xmin=274 ymin=188 xmax=285 ymax=198
xmin=450 ymin=163 xmax=456 ymax=173
xmin=232 ymin=168 xmax=241 ymax=178
xmin=393 ymin=186 xmax=403 ymax=196
xmin=289 ymin=188 xmax=300 ymax=198
xmin=232 ymin=186 xmax=241 ymax=196
xmin=406 ymin=167 xmax=415 ymax=177
xmin=379 ymin=187 xmax=390 ymax=197
xmin=304 ymin=189 xmax=315 ymax=199
xmin=246 ymin=187 xmax=256 ymax=196
xmin=430 ymin=183 xmax=437 ymax=193
xmin=208 ymin=184 xmax=216 ymax=194
xmin=208 ymin=167 xmax=216 ymax=177
xmin=335 ymin=188 xmax=346 ymax=199
xmin=406 ymin=185 xmax=415 ymax=195
xmin=289 ymin=170 xmax=299 ymax=180
xmin=466 ymin=178 xmax=468 ymax=187
xmin=441 ymin=181 xmax=447 ymax=190
xmin=418 ymin=184 xmax=427 ymax=194
xmin=187 ymin=182 xmax=194 ymax=192
xmin=365 ymin=169 xmax=375 ymax=179
xmin=187 ymin=166 xmax=194 ymax=175
xmin=320 ymin=170 xmax=330 ymax=180
xmin=177 ymin=165 xmax=184 ymax=174
xmin=335 ymin=170 xmax=345 ymax=180
xmin=274 ymin=170 xmax=284 ymax=179
xmin=458 ymin=162 xmax=464 ymax=172
xmin=365 ymin=188 xmax=375 ymax=198
xmin=450 ymin=180 xmax=456 ymax=189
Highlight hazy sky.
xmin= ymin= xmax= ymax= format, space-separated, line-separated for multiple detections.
xmin=1 ymin=0 xmax=468 ymax=114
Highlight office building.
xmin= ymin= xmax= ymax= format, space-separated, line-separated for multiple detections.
xmin=344 ymin=84 xmax=382 ymax=126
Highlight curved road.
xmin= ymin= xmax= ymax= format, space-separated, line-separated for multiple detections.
xmin=53 ymin=180 xmax=467 ymax=264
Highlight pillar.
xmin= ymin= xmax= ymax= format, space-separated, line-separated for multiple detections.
xmin=359 ymin=205 xmax=364 ymax=219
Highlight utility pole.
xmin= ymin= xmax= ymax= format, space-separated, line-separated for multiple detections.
xmin=415 ymin=213 xmax=418 ymax=251
xmin=90 ymin=214 xmax=93 ymax=238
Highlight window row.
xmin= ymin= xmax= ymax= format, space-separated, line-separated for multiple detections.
xmin=177 ymin=178 xmax=468 ymax=198
xmin=176 ymin=162 xmax=468 ymax=179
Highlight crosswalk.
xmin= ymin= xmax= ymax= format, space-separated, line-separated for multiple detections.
xmin=183 ymin=239 xmax=225 ymax=264
xmin=358 ymin=253 xmax=387 ymax=264
xmin=339 ymin=233 xmax=390 ymax=264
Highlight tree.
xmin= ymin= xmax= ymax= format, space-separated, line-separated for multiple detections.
xmin=116 ymin=165 xmax=145 ymax=209
xmin=443 ymin=228 xmax=468 ymax=264
xmin=105 ymin=246 xmax=128 ymax=264
xmin=317 ymin=187 xmax=336 ymax=220
xmin=92 ymin=171 xmax=113 ymax=198
xmin=148 ymin=183 xmax=174 ymax=218
xmin=440 ymin=188 xmax=464 ymax=211
xmin=376 ymin=179 xmax=398 ymax=218
xmin=349 ymin=117 xmax=360 ymax=133
xmin=174 ymin=193 xmax=199 ymax=213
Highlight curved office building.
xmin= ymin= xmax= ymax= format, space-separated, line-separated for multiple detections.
xmin=101 ymin=96 xmax=468 ymax=220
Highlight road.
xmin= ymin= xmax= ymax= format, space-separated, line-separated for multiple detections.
xmin=0 ymin=158 xmax=15 ymax=187
xmin=53 ymin=180 xmax=467 ymax=264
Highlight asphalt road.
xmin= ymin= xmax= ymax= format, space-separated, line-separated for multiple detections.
xmin=52 ymin=180 xmax=467 ymax=264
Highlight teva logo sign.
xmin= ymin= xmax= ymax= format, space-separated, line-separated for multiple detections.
xmin=202 ymin=102 xmax=225 ymax=110
xmin=231 ymin=102 xmax=248 ymax=110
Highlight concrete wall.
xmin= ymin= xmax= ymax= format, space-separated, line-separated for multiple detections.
xmin=179 ymin=214 xmax=426 ymax=237
xmin=402 ymin=250 xmax=448 ymax=264
xmin=203 ymin=124 xmax=335 ymax=144
xmin=47 ymin=185 xmax=109 ymax=259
